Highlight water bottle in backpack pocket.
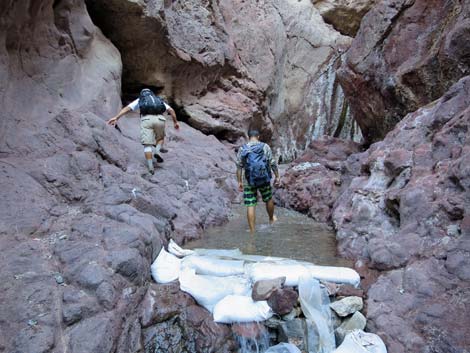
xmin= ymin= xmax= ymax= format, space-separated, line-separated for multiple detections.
xmin=241 ymin=143 xmax=272 ymax=187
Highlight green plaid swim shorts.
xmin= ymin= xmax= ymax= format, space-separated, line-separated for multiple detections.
xmin=243 ymin=183 xmax=272 ymax=207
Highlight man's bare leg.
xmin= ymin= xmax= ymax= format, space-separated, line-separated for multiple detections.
xmin=266 ymin=199 xmax=277 ymax=224
xmin=143 ymin=145 xmax=154 ymax=174
xmin=154 ymin=138 xmax=164 ymax=162
xmin=247 ymin=206 xmax=256 ymax=234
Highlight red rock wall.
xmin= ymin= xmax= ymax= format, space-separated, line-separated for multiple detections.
xmin=338 ymin=0 xmax=470 ymax=143
xmin=277 ymin=76 xmax=470 ymax=353
xmin=334 ymin=76 xmax=470 ymax=353
xmin=86 ymin=0 xmax=362 ymax=161
xmin=0 ymin=1 xmax=238 ymax=352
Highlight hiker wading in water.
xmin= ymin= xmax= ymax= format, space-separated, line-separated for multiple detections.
xmin=236 ymin=130 xmax=280 ymax=233
xmin=107 ymin=89 xmax=180 ymax=174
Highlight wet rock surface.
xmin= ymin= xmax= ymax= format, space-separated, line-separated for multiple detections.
xmin=338 ymin=0 xmax=470 ymax=143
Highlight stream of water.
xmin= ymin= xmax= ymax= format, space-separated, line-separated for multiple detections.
xmin=184 ymin=204 xmax=353 ymax=353
xmin=186 ymin=204 xmax=353 ymax=268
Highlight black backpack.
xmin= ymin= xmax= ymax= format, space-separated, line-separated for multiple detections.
xmin=139 ymin=89 xmax=166 ymax=115
xmin=240 ymin=143 xmax=272 ymax=187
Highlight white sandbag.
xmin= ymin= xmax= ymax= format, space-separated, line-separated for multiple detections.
xmin=265 ymin=343 xmax=302 ymax=353
xmin=150 ymin=248 xmax=181 ymax=284
xmin=181 ymin=255 xmax=245 ymax=277
xmin=298 ymin=275 xmax=335 ymax=353
xmin=213 ymin=295 xmax=273 ymax=323
xmin=245 ymin=262 xmax=310 ymax=286
xmin=179 ymin=269 xmax=250 ymax=312
xmin=224 ymin=254 xmax=288 ymax=262
xmin=334 ymin=330 xmax=387 ymax=353
xmin=168 ymin=239 xmax=195 ymax=257
xmin=193 ymin=248 xmax=243 ymax=257
xmin=305 ymin=264 xmax=361 ymax=287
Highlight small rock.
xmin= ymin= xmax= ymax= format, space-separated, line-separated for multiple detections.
xmin=54 ymin=273 xmax=64 ymax=285
xmin=322 ymin=282 xmax=339 ymax=296
xmin=279 ymin=319 xmax=307 ymax=350
xmin=282 ymin=307 xmax=301 ymax=321
xmin=336 ymin=285 xmax=364 ymax=298
xmin=267 ymin=288 xmax=298 ymax=315
xmin=335 ymin=311 xmax=367 ymax=344
xmin=330 ymin=296 xmax=363 ymax=317
xmin=96 ymin=281 xmax=116 ymax=309
xmin=27 ymin=319 xmax=38 ymax=327
xmin=252 ymin=277 xmax=286 ymax=301
xmin=264 ymin=317 xmax=283 ymax=329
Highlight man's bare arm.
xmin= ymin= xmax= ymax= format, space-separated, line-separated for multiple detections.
xmin=107 ymin=106 xmax=132 ymax=126
xmin=236 ymin=168 xmax=243 ymax=192
xmin=167 ymin=107 xmax=180 ymax=129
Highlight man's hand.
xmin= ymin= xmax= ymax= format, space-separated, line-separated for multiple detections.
xmin=107 ymin=117 xmax=119 ymax=126
xmin=273 ymin=178 xmax=281 ymax=187
xmin=238 ymin=182 xmax=243 ymax=192
xmin=174 ymin=122 xmax=180 ymax=130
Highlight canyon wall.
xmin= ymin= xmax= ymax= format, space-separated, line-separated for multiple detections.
xmin=86 ymin=0 xmax=362 ymax=161
xmin=0 ymin=1 xmax=238 ymax=352
xmin=338 ymin=0 xmax=470 ymax=143
xmin=278 ymin=76 xmax=470 ymax=353
xmin=278 ymin=0 xmax=470 ymax=351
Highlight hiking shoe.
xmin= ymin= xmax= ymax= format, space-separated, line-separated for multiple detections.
xmin=148 ymin=167 xmax=155 ymax=175
xmin=160 ymin=148 xmax=169 ymax=153
xmin=154 ymin=154 xmax=164 ymax=163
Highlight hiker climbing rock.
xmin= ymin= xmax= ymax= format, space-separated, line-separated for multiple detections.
xmin=236 ymin=129 xmax=280 ymax=233
xmin=107 ymin=88 xmax=180 ymax=174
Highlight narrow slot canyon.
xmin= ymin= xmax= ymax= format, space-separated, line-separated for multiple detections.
xmin=0 ymin=1 xmax=469 ymax=353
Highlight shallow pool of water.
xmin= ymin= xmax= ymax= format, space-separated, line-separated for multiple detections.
xmin=186 ymin=204 xmax=353 ymax=267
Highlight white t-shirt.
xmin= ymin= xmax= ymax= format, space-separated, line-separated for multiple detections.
xmin=127 ymin=98 xmax=171 ymax=112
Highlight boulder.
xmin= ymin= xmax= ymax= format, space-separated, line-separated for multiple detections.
xmin=140 ymin=283 xmax=195 ymax=328
xmin=268 ymin=288 xmax=299 ymax=316
xmin=252 ymin=277 xmax=286 ymax=301
xmin=330 ymin=297 xmax=363 ymax=317
xmin=335 ymin=311 xmax=367 ymax=344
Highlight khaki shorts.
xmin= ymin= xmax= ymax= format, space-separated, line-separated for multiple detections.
xmin=140 ymin=115 xmax=166 ymax=145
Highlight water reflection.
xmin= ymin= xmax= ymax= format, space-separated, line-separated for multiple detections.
xmin=186 ymin=204 xmax=352 ymax=267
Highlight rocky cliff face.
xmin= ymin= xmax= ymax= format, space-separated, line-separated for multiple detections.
xmin=277 ymin=1 xmax=470 ymax=351
xmin=334 ymin=77 xmax=470 ymax=352
xmin=0 ymin=1 xmax=238 ymax=352
xmin=277 ymin=76 xmax=470 ymax=353
xmin=338 ymin=0 xmax=470 ymax=143
xmin=86 ymin=0 xmax=361 ymax=161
